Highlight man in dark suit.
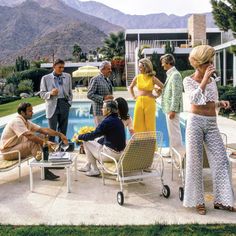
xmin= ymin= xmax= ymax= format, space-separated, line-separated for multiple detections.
xmin=87 ymin=61 xmax=113 ymax=126
xmin=40 ymin=59 xmax=73 ymax=141
xmin=78 ymin=100 xmax=126 ymax=176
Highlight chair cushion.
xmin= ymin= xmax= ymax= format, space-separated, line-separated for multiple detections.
xmin=0 ymin=159 xmax=19 ymax=170
xmin=103 ymin=162 xmax=117 ymax=173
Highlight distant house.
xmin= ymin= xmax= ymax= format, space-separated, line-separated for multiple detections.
xmin=125 ymin=14 xmax=235 ymax=87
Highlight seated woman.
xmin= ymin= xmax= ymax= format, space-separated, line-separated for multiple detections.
xmin=115 ymin=97 xmax=134 ymax=137
xmin=183 ymin=45 xmax=235 ymax=215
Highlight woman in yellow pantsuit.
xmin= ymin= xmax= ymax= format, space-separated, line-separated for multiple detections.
xmin=129 ymin=58 xmax=164 ymax=133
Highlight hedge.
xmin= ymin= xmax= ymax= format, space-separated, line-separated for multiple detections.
xmin=6 ymin=68 xmax=50 ymax=92
xmin=0 ymin=96 xmax=20 ymax=104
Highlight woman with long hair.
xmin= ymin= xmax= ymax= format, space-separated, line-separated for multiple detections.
xmin=115 ymin=97 xmax=134 ymax=136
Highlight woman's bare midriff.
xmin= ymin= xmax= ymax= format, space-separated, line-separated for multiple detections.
xmin=137 ymin=90 xmax=153 ymax=97
xmin=191 ymin=102 xmax=216 ymax=116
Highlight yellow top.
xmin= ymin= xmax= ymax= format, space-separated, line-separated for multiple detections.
xmin=136 ymin=74 xmax=154 ymax=91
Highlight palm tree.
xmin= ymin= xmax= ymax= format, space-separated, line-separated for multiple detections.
xmin=72 ymin=43 xmax=82 ymax=62
xmin=100 ymin=31 xmax=125 ymax=60
xmin=100 ymin=32 xmax=125 ymax=86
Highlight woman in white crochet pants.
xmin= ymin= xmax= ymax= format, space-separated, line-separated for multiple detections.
xmin=183 ymin=45 xmax=235 ymax=215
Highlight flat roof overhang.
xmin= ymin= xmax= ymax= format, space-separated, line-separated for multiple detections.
xmin=125 ymin=28 xmax=222 ymax=40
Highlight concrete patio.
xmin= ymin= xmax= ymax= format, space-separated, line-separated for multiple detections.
xmin=0 ymin=153 xmax=235 ymax=225
xmin=0 ymin=91 xmax=236 ymax=225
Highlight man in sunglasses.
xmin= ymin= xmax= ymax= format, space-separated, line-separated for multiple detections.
xmin=40 ymin=59 xmax=73 ymax=141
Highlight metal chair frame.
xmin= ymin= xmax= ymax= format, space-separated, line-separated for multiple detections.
xmin=100 ymin=131 xmax=170 ymax=205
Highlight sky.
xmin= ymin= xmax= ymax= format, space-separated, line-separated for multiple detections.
xmin=79 ymin=0 xmax=213 ymax=16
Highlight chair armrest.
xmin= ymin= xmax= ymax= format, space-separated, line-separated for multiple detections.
xmin=100 ymin=151 xmax=119 ymax=173
xmin=100 ymin=151 xmax=118 ymax=163
xmin=0 ymin=150 xmax=21 ymax=163
xmin=154 ymin=151 xmax=163 ymax=159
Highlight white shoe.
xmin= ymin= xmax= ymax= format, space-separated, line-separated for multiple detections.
xmin=78 ymin=163 xmax=91 ymax=172
xmin=85 ymin=169 xmax=100 ymax=177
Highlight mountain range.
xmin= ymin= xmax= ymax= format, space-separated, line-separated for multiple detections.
xmin=61 ymin=0 xmax=216 ymax=29
xmin=0 ymin=0 xmax=216 ymax=64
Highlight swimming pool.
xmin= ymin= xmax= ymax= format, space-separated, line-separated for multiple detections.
xmin=0 ymin=101 xmax=186 ymax=147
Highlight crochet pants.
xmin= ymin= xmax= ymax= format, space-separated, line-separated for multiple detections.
xmin=183 ymin=113 xmax=234 ymax=207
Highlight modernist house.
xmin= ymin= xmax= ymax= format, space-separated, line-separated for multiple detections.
xmin=125 ymin=14 xmax=235 ymax=87
xmin=214 ymin=38 xmax=236 ymax=87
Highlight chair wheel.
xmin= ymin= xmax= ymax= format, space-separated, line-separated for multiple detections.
xmin=117 ymin=191 xmax=124 ymax=205
xmin=179 ymin=187 xmax=184 ymax=201
xmin=162 ymin=185 xmax=170 ymax=198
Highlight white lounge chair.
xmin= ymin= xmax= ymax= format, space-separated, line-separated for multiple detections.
xmin=0 ymin=150 xmax=30 ymax=181
xmin=100 ymin=131 xmax=171 ymax=205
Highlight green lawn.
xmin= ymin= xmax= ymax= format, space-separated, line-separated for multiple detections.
xmin=0 ymin=225 xmax=235 ymax=236
xmin=0 ymin=97 xmax=44 ymax=117
xmin=113 ymin=86 xmax=128 ymax=91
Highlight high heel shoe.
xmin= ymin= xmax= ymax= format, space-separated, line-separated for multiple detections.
xmin=196 ymin=204 xmax=206 ymax=215
xmin=214 ymin=203 xmax=236 ymax=212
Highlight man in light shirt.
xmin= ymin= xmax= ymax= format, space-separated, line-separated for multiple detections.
xmin=0 ymin=103 xmax=68 ymax=180
xmin=40 ymin=59 xmax=73 ymax=141
xmin=161 ymin=54 xmax=184 ymax=156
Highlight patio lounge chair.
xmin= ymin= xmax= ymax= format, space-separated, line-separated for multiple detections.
xmin=100 ymin=131 xmax=171 ymax=205
xmin=0 ymin=150 xmax=31 ymax=181
xmin=220 ymin=132 xmax=236 ymax=184
xmin=171 ymin=133 xmax=236 ymax=202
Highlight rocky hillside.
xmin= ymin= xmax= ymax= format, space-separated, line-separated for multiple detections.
xmin=0 ymin=0 xmax=216 ymax=64
xmin=0 ymin=0 xmax=122 ymax=64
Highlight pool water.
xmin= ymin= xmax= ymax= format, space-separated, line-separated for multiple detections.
xmin=0 ymin=101 xmax=186 ymax=147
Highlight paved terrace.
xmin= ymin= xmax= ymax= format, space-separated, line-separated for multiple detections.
xmin=0 ymin=154 xmax=235 ymax=225
xmin=0 ymin=91 xmax=235 ymax=225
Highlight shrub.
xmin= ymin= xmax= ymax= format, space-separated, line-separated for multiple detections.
xmin=218 ymin=85 xmax=236 ymax=115
xmin=18 ymin=79 xmax=33 ymax=94
xmin=19 ymin=68 xmax=50 ymax=91
xmin=0 ymin=96 xmax=20 ymax=104
xmin=180 ymin=70 xmax=195 ymax=79
xmin=0 ymin=65 xmax=15 ymax=78
xmin=6 ymin=68 xmax=50 ymax=92
xmin=150 ymin=52 xmax=166 ymax=83
xmin=3 ymin=83 xmax=16 ymax=96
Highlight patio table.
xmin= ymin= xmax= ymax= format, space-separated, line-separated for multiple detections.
xmin=29 ymin=152 xmax=78 ymax=193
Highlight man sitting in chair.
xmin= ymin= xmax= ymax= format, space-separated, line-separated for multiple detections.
xmin=0 ymin=103 xmax=68 ymax=180
xmin=78 ymin=100 xmax=126 ymax=176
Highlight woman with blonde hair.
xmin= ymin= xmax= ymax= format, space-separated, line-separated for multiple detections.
xmin=129 ymin=58 xmax=163 ymax=132
xmin=183 ymin=45 xmax=235 ymax=215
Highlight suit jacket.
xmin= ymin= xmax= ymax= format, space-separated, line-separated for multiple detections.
xmin=40 ymin=72 xmax=73 ymax=118
xmin=161 ymin=67 xmax=183 ymax=113
xmin=87 ymin=73 xmax=113 ymax=116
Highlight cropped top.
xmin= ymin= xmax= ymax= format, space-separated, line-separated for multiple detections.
xmin=136 ymin=74 xmax=154 ymax=91
xmin=183 ymin=76 xmax=218 ymax=105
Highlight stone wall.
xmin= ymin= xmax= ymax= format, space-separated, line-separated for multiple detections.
xmin=188 ymin=14 xmax=207 ymax=47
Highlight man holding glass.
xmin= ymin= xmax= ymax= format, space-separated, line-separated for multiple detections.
xmin=40 ymin=59 xmax=73 ymax=141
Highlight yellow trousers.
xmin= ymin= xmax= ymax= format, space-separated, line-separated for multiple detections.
xmin=133 ymin=96 xmax=156 ymax=133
